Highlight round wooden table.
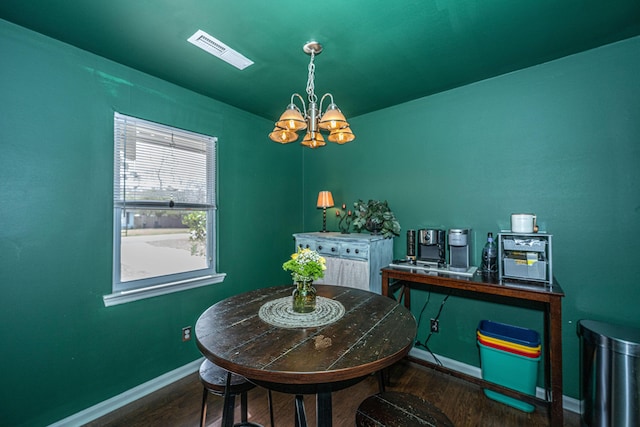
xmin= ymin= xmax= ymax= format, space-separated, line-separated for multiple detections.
xmin=195 ymin=284 xmax=417 ymax=427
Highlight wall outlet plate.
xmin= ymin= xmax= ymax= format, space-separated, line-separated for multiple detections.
xmin=182 ymin=326 xmax=192 ymax=342
xmin=430 ymin=318 xmax=439 ymax=333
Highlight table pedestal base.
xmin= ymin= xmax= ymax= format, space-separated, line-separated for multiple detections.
xmin=252 ymin=376 xmax=368 ymax=427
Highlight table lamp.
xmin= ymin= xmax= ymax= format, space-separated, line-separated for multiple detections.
xmin=317 ymin=191 xmax=334 ymax=232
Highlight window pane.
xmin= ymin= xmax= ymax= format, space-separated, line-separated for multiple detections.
xmin=120 ymin=209 xmax=209 ymax=282
xmin=114 ymin=113 xmax=216 ymax=206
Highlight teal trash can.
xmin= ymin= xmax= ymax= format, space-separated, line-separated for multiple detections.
xmin=478 ymin=341 xmax=540 ymax=412
xmin=578 ymin=320 xmax=640 ymax=427
xmin=478 ymin=320 xmax=540 ymax=412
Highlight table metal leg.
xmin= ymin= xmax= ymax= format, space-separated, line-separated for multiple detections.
xmin=316 ymin=391 xmax=332 ymax=427
xmin=240 ymin=391 xmax=249 ymax=423
xmin=268 ymin=389 xmax=275 ymax=427
xmin=294 ymin=394 xmax=307 ymax=427
xmin=200 ymin=387 xmax=209 ymax=427
xmin=221 ymin=372 xmax=236 ymax=427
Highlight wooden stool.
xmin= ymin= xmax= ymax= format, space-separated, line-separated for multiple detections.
xmin=199 ymin=359 xmax=274 ymax=427
xmin=356 ymin=391 xmax=454 ymax=427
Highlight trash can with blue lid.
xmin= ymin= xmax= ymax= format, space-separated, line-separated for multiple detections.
xmin=578 ymin=319 xmax=640 ymax=427
xmin=478 ymin=319 xmax=541 ymax=347
xmin=477 ymin=320 xmax=540 ymax=412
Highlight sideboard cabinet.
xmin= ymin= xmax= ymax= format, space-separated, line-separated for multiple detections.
xmin=293 ymin=232 xmax=393 ymax=294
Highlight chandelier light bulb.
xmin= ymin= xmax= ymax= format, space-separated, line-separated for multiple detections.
xmin=318 ymin=103 xmax=348 ymax=131
xmin=328 ymin=126 xmax=355 ymax=144
xmin=301 ymin=131 xmax=326 ymax=148
xmin=269 ymin=126 xmax=298 ymax=144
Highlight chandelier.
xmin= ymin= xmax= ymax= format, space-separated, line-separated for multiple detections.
xmin=269 ymin=42 xmax=355 ymax=148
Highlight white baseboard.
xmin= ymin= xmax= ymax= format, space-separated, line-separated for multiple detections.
xmin=408 ymin=348 xmax=580 ymax=414
xmin=50 ymin=349 xmax=580 ymax=426
xmin=49 ymin=358 xmax=204 ymax=427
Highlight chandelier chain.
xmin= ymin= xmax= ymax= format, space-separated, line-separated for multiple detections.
xmin=306 ymin=51 xmax=317 ymax=104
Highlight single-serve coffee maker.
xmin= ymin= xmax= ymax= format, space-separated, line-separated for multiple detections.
xmin=448 ymin=228 xmax=471 ymax=272
xmin=417 ymin=229 xmax=446 ymax=267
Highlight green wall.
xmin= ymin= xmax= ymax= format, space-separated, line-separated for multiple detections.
xmin=1 ymin=17 xmax=639 ymax=426
xmin=303 ymin=36 xmax=640 ymax=399
xmin=0 ymin=20 xmax=300 ymax=426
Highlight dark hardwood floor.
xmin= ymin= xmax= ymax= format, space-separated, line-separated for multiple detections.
xmin=84 ymin=359 xmax=580 ymax=427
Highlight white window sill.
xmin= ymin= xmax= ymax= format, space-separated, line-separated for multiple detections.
xmin=103 ymin=273 xmax=226 ymax=307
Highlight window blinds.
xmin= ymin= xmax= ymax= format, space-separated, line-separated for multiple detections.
xmin=114 ymin=113 xmax=216 ymax=208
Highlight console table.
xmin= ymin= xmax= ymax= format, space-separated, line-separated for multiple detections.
xmin=381 ymin=266 xmax=565 ymax=427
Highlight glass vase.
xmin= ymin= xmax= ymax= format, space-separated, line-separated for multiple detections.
xmin=292 ymin=280 xmax=316 ymax=313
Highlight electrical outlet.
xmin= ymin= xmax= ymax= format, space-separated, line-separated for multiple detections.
xmin=182 ymin=326 xmax=192 ymax=342
xmin=430 ymin=318 xmax=439 ymax=333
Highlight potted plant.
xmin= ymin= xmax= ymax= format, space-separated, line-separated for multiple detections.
xmin=352 ymin=199 xmax=401 ymax=238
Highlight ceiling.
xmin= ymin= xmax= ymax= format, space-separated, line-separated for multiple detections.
xmin=2 ymin=1 xmax=639 ymax=121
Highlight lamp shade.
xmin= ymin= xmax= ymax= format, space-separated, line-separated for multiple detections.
xmin=276 ymin=103 xmax=307 ymax=131
xmin=301 ymin=131 xmax=326 ymax=148
xmin=269 ymin=126 xmax=298 ymax=143
xmin=328 ymin=126 xmax=356 ymax=144
xmin=317 ymin=191 xmax=334 ymax=208
xmin=318 ymin=103 xmax=348 ymax=131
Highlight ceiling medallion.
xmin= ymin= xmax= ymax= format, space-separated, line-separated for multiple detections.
xmin=269 ymin=42 xmax=355 ymax=148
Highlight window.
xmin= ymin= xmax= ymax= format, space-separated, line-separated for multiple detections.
xmin=105 ymin=113 xmax=225 ymax=306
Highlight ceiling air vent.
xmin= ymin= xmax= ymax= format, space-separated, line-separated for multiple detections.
xmin=187 ymin=30 xmax=253 ymax=70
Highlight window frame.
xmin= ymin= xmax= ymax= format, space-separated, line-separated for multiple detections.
xmin=104 ymin=113 xmax=225 ymax=307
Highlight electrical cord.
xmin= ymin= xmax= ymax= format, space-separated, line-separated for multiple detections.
xmin=415 ymin=291 xmax=431 ymax=333
xmin=415 ymin=294 xmax=450 ymax=366
xmin=433 ymin=294 xmax=450 ymax=324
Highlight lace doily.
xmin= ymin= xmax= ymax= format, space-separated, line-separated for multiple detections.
xmin=258 ymin=296 xmax=345 ymax=329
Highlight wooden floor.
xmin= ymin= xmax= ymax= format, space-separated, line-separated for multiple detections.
xmin=84 ymin=359 xmax=580 ymax=427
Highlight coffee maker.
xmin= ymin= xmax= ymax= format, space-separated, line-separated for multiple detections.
xmin=448 ymin=228 xmax=471 ymax=272
xmin=417 ymin=229 xmax=446 ymax=267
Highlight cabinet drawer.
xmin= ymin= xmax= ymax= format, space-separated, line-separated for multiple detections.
xmin=296 ymin=238 xmax=369 ymax=261
xmin=339 ymin=243 xmax=369 ymax=260
xmin=296 ymin=238 xmax=317 ymax=251
xmin=316 ymin=241 xmax=340 ymax=257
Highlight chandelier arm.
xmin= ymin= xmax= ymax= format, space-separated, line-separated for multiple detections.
xmin=319 ymin=93 xmax=335 ymax=114
xmin=290 ymin=93 xmax=308 ymax=119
